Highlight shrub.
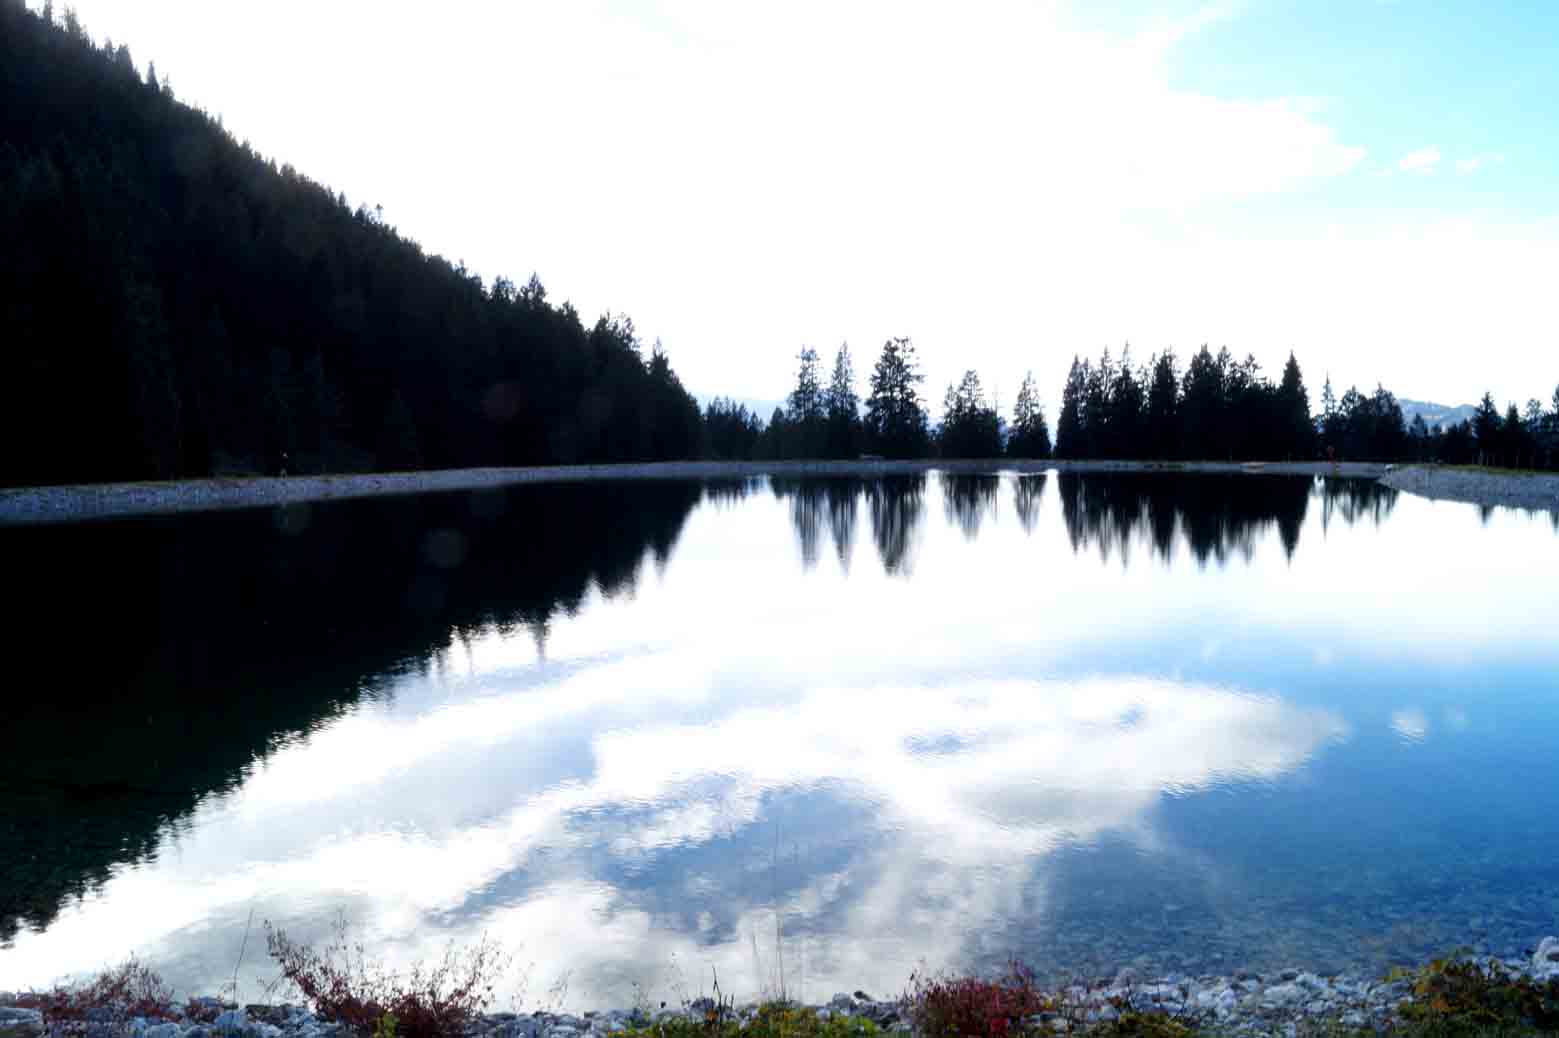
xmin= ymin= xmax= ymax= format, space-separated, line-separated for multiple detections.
xmin=16 ymin=957 xmax=177 ymax=1031
xmin=1391 ymin=956 xmax=1559 ymax=1036
xmin=907 ymin=962 xmax=1050 ymax=1038
xmin=265 ymin=921 xmax=507 ymax=1038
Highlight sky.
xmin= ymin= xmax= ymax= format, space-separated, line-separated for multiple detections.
xmin=39 ymin=0 xmax=1559 ymax=415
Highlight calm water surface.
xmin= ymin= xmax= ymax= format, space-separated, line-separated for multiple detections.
xmin=3 ymin=473 xmax=1558 ymax=1006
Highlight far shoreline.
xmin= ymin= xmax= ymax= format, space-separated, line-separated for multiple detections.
xmin=0 ymin=460 xmax=1393 ymax=526
xmin=1379 ymin=463 xmax=1559 ymax=515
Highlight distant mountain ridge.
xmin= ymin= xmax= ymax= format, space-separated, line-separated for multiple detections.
xmin=1397 ymin=398 xmax=1479 ymax=432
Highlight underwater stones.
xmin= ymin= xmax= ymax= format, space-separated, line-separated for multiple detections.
xmin=0 ymin=1009 xmax=43 ymax=1038
xmin=1533 ymin=935 xmax=1559 ymax=980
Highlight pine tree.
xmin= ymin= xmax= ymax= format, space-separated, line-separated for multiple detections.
xmin=1054 ymin=357 xmax=1087 ymax=459
xmin=1106 ymin=345 xmax=1144 ymax=459
xmin=863 ymin=337 xmax=929 ymax=458
xmin=1179 ymin=346 xmax=1224 ymax=460
xmin=939 ymin=370 xmax=1000 ymax=458
xmin=1473 ymin=392 xmax=1501 ymax=463
xmin=824 ymin=343 xmax=861 ymax=458
xmin=786 ymin=346 xmax=825 ymax=458
xmin=1147 ymin=351 xmax=1179 ymax=459
xmin=1277 ymin=352 xmax=1314 ymax=459
xmin=1008 ymin=371 xmax=1051 ymax=458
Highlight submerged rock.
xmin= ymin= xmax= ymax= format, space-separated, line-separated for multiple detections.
xmin=0 ymin=1009 xmax=44 ymax=1038
xmin=1533 ymin=935 xmax=1559 ymax=981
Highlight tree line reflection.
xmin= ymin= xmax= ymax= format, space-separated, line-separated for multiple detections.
xmin=767 ymin=472 xmax=1399 ymax=572
xmin=3 ymin=473 xmax=1402 ymax=949
xmin=1 ymin=482 xmax=703 ymax=944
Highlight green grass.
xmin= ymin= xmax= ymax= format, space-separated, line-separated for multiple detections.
xmin=610 ymin=1002 xmax=882 ymax=1038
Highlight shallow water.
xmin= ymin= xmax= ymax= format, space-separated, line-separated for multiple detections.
xmin=2 ymin=473 xmax=1557 ymax=1007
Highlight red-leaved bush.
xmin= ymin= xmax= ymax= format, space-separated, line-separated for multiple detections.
xmin=265 ymin=922 xmax=507 ymax=1038
xmin=16 ymin=957 xmax=177 ymax=1030
xmin=908 ymin=962 xmax=1051 ymax=1038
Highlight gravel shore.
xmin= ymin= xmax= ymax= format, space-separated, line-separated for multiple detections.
xmin=0 ymin=461 xmax=1386 ymax=526
xmin=3 ymin=939 xmax=1557 ymax=1038
xmin=1380 ymin=464 xmax=1559 ymax=515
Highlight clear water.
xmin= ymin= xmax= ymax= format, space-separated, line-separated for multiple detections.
xmin=2 ymin=473 xmax=1557 ymax=1008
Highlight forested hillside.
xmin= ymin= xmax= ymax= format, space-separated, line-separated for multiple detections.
xmin=0 ymin=2 xmax=703 ymax=486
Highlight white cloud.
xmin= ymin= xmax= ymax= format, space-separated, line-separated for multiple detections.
xmin=1455 ymin=153 xmax=1505 ymax=174
xmin=1398 ymin=147 xmax=1442 ymax=173
xmin=1391 ymin=707 xmax=1429 ymax=742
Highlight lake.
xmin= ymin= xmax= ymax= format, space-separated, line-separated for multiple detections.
xmin=3 ymin=472 xmax=1557 ymax=1008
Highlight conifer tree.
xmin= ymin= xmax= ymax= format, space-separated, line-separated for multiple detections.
xmin=824 ymin=343 xmax=861 ymax=458
xmin=863 ymin=337 xmax=928 ymax=458
xmin=1008 ymin=371 xmax=1052 ymax=458
xmin=1054 ymin=357 xmax=1087 ymax=459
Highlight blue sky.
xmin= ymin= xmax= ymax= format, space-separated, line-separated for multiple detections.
xmin=1166 ymin=2 xmax=1559 ymax=218
xmin=35 ymin=0 xmax=1559 ymax=412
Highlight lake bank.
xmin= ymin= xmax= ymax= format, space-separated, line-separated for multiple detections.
xmin=1380 ymin=464 xmax=1559 ymax=515
xmin=4 ymin=939 xmax=1558 ymax=1038
xmin=0 ymin=460 xmax=1386 ymax=525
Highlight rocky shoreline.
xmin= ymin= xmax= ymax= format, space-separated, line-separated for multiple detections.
xmin=0 ymin=461 xmax=1387 ymax=525
xmin=4 ymin=939 xmax=1557 ymax=1038
xmin=1380 ymin=464 xmax=1559 ymax=515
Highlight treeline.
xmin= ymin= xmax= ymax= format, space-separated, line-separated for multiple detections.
xmin=1053 ymin=343 xmax=1559 ymax=468
xmin=1 ymin=2 xmax=702 ymax=486
xmin=1055 ymin=346 xmax=1315 ymax=461
xmin=1398 ymin=393 xmax=1559 ymax=470
xmin=731 ymin=335 xmax=1559 ymax=468
xmin=707 ymin=339 xmax=1053 ymax=462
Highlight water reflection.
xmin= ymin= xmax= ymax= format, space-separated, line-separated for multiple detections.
xmin=824 ymin=480 xmax=860 ymax=572
xmin=4 ymin=473 xmax=1557 ymax=1007
xmin=773 ymin=473 xmax=1395 ymax=573
xmin=1013 ymin=474 xmax=1046 ymax=533
xmin=770 ymin=478 xmax=830 ymax=570
xmin=867 ymin=475 xmax=927 ymax=575
xmin=1056 ymin=474 xmax=1395 ymax=565
xmin=701 ymin=477 xmax=764 ymax=511
xmin=942 ymin=474 xmax=1001 ymax=540
xmin=0 ymin=482 xmax=701 ymax=944
xmin=771 ymin=475 xmax=929 ymax=575
xmin=1318 ymin=476 xmax=1399 ymax=532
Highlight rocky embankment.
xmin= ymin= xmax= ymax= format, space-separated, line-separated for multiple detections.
xmin=1381 ymin=465 xmax=1559 ymax=514
xmin=4 ymin=939 xmax=1557 ymax=1038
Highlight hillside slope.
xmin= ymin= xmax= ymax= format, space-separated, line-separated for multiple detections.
xmin=0 ymin=2 xmax=702 ymax=486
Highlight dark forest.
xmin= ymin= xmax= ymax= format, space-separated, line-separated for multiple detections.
xmin=1 ymin=2 xmax=702 ymax=487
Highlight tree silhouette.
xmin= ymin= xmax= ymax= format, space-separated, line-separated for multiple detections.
xmin=825 ymin=344 xmax=862 ymax=458
xmin=863 ymin=337 xmax=929 ymax=458
xmin=1007 ymin=372 xmax=1052 ymax=458
xmin=1473 ymin=392 xmax=1501 ymax=464
xmin=1054 ymin=358 xmax=1087 ymax=459
xmin=939 ymin=370 xmax=1002 ymax=458
xmin=1277 ymin=352 xmax=1315 ymax=460
xmin=1146 ymin=351 xmax=1179 ymax=456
